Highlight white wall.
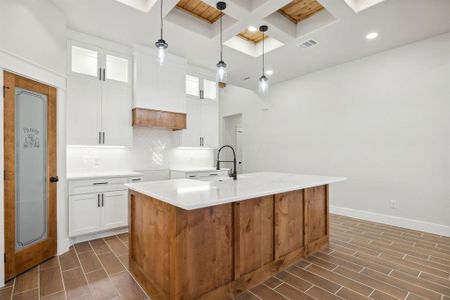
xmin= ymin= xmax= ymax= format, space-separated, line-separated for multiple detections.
xmin=0 ymin=0 xmax=66 ymax=75
xmin=220 ymin=32 xmax=450 ymax=234
xmin=67 ymin=127 xmax=215 ymax=173
xmin=0 ymin=0 xmax=67 ymax=286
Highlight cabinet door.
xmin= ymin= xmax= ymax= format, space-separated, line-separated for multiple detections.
xmin=67 ymin=76 xmax=102 ymax=145
xmin=68 ymin=42 xmax=101 ymax=80
xmin=101 ymin=82 xmax=132 ymax=146
xmin=181 ymin=98 xmax=202 ymax=147
xmin=104 ymin=52 xmax=131 ymax=86
xmin=101 ymin=190 xmax=128 ymax=230
xmin=201 ymin=99 xmax=219 ymax=148
xmin=69 ymin=193 xmax=102 ymax=237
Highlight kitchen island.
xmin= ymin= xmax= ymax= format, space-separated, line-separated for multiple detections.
xmin=126 ymin=172 xmax=345 ymax=300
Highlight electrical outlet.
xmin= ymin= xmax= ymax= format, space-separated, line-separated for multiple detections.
xmin=389 ymin=200 xmax=397 ymax=209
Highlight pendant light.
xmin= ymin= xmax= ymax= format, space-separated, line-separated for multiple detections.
xmin=155 ymin=0 xmax=168 ymax=65
xmin=258 ymin=25 xmax=269 ymax=95
xmin=216 ymin=2 xmax=227 ymax=83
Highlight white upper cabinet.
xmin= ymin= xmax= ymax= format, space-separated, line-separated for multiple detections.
xmin=67 ymin=40 xmax=132 ymax=146
xmin=175 ymin=69 xmax=219 ymax=148
xmin=134 ymin=45 xmax=187 ymax=113
xmin=70 ymin=45 xmax=100 ymax=78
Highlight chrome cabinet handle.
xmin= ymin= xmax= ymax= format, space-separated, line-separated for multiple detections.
xmin=102 ymin=68 xmax=106 ymax=81
xmin=99 ymin=132 xmax=102 ymax=144
xmin=102 ymin=132 xmax=105 ymax=144
xmin=97 ymin=194 xmax=100 ymax=207
xmin=101 ymin=193 xmax=104 ymax=207
xmin=99 ymin=68 xmax=102 ymax=81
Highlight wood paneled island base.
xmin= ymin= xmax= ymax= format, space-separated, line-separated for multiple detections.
xmin=128 ymin=185 xmax=329 ymax=300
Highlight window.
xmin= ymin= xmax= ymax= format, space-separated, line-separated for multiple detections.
xmin=71 ymin=46 xmax=98 ymax=77
xmin=106 ymin=55 xmax=129 ymax=83
xmin=186 ymin=75 xmax=199 ymax=97
xmin=203 ymin=79 xmax=217 ymax=100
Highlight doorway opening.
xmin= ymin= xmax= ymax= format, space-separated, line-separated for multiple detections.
xmin=222 ymin=114 xmax=243 ymax=174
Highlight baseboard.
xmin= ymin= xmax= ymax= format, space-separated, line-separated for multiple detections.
xmin=64 ymin=227 xmax=128 ymax=254
xmin=330 ymin=205 xmax=450 ymax=237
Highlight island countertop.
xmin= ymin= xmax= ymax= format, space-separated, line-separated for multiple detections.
xmin=125 ymin=171 xmax=346 ymax=210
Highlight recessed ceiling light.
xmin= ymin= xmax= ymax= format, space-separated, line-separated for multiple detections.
xmin=265 ymin=70 xmax=273 ymax=76
xmin=248 ymin=26 xmax=257 ymax=32
xmin=365 ymin=32 xmax=379 ymax=40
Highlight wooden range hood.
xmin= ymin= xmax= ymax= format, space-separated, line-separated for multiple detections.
xmin=132 ymin=108 xmax=186 ymax=131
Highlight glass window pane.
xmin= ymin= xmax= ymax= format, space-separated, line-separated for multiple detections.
xmin=71 ymin=46 xmax=98 ymax=77
xmin=106 ymin=54 xmax=129 ymax=83
xmin=204 ymin=79 xmax=217 ymax=100
xmin=186 ymin=75 xmax=199 ymax=97
xmin=15 ymin=88 xmax=48 ymax=249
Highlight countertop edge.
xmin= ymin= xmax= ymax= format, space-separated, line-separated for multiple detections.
xmin=126 ymin=177 xmax=346 ymax=210
xmin=67 ymin=171 xmax=144 ymax=181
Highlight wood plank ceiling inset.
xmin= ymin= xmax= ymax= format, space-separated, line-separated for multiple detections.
xmin=176 ymin=0 xmax=223 ymax=24
xmin=238 ymin=30 xmax=267 ymax=44
xmin=278 ymin=0 xmax=324 ymax=24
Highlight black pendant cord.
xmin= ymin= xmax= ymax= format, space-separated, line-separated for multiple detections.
xmin=262 ymin=32 xmax=265 ymax=75
xmin=160 ymin=0 xmax=164 ymax=40
xmin=220 ymin=13 xmax=223 ymax=61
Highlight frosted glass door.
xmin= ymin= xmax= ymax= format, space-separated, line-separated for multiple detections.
xmin=15 ymin=88 xmax=48 ymax=249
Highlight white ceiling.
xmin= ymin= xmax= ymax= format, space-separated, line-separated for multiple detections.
xmin=50 ymin=0 xmax=450 ymax=90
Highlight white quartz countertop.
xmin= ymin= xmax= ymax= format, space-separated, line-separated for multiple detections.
xmin=125 ymin=172 xmax=346 ymax=210
xmin=67 ymin=171 xmax=144 ymax=180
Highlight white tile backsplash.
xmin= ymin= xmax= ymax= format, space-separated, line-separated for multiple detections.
xmin=67 ymin=127 xmax=214 ymax=174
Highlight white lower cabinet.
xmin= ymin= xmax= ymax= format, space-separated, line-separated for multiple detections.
xmin=69 ymin=193 xmax=102 ymax=236
xmin=101 ymin=190 xmax=128 ymax=230
xmin=68 ymin=176 xmax=142 ymax=237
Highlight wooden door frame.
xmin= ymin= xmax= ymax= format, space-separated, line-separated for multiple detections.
xmin=3 ymin=71 xmax=57 ymax=280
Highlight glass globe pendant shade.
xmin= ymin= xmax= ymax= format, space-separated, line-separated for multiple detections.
xmin=155 ymin=39 xmax=168 ymax=66
xmin=259 ymin=75 xmax=269 ymax=94
xmin=216 ymin=60 xmax=227 ymax=82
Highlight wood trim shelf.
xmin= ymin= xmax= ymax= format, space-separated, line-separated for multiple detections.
xmin=132 ymin=108 xmax=186 ymax=131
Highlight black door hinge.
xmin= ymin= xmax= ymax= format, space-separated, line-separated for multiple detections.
xmin=4 ymin=253 xmax=6 ymax=263
xmin=3 ymin=86 xmax=10 ymax=98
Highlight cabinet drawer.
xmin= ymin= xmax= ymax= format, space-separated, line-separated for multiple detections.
xmin=69 ymin=177 xmax=128 ymax=195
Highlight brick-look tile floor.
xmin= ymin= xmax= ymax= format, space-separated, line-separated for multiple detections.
xmin=1 ymin=215 xmax=450 ymax=300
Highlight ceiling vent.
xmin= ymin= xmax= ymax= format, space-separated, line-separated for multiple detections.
xmin=298 ymin=39 xmax=318 ymax=49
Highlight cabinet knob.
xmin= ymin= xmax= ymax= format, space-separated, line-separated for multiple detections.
xmin=50 ymin=176 xmax=59 ymax=183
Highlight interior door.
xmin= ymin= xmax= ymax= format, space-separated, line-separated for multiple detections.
xmin=3 ymin=71 xmax=57 ymax=280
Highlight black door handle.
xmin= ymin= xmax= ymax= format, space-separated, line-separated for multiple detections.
xmin=50 ymin=176 xmax=59 ymax=183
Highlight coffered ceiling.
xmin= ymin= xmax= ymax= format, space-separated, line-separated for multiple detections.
xmin=238 ymin=30 xmax=266 ymax=44
xmin=175 ymin=0 xmax=222 ymax=24
xmin=50 ymin=0 xmax=450 ymax=90
xmin=278 ymin=0 xmax=324 ymax=24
